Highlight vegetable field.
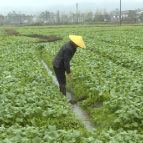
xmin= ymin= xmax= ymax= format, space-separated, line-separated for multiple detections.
xmin=1 ymin=25 xmax=143 ymax=142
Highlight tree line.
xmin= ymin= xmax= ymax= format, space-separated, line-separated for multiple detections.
xmin=0 ymin=10 xmax=94 ymax=25
xmin=0 ymin=8 xmax=143 ymax=25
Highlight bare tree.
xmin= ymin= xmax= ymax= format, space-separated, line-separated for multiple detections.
xmin=0 ymin=14 xmax=5 ymax=24
xmin=85 ymin=10 xmax=93 ymax=22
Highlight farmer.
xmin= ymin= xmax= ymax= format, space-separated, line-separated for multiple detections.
xmin=52 ymin=35 xmax=86 ymax=96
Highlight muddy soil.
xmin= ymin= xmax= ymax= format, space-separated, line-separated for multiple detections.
xmin=5 ymin=29 xmax=62 ymax=43
xmin=78 ymin=96 xmax=87 ymax=102
xmin=92 ymin=102 xmax=103 ymax=108
xmin=5 ymin=29 xmax=19 ymax=36
xmin=24 ymin=34 xmax=62 ymax=43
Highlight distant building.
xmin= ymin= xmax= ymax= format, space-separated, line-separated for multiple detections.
xmin=121 ymin=10 xmax=143 ymax=21
xmin=109 ymin=9 xmax=143 ymax=22
xmin=110 ymin=9 xmax=120 ymax=22
xmin=104 ymin=14 xmax=110 ymax=22
xmin=122 ymin=10 xmax=130 ymax=18
xmin=23 ymin=20 xmax=28 ymax=24
xmin=135 ymin=10 xmax=143 ymax=21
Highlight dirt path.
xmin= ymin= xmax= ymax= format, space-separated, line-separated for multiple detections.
xmin=5 ymin=29 xmax=62 ymax=43
xmin=42 ymin=59 xmax=97 ymax=131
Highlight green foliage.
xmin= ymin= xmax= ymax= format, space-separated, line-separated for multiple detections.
xmin=1 ymin=125 xmax=143 ymax=142
xmin=1 ymin=25 xmax=143 ymax=142
xmin=128 ymin=10 xmax=135 ymax=21
xmin=0 ymin=35 xmax=84 ymax=131
xmin=94 ymin=15 xmax=104 ymax=22
xmin=41 ymin=36 xmax=143 ymax=133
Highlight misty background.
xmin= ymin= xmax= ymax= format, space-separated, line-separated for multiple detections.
xmin=1 ymin=0 xmax=143 ymax=14
xmin=0 ymin=0 xmax=143 ymax=25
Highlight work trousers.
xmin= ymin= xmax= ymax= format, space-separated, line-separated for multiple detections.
xmin=53 ymin=66 xmax=66 ymax=85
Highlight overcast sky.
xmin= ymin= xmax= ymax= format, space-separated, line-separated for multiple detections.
xmin=0 ymin=0 xmax=143 ymax=15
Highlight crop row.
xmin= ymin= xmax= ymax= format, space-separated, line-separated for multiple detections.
xmin=0 ymin=33 xmax=102 ymax=142
xmin=41 ymin=36 xmax=143 ymax=131
xmin=1 ymin=125 xmax=143 ymax=143
xmin=88 ymin=27 xmax=143 ymax=49
xmin=1 ymin=26 xmax=143 ymax=142
xmin=84 ymin=34 xmax=143 ymax=72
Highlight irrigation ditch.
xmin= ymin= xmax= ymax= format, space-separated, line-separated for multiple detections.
xmin=42 ymin=60 xmax=97 ymax=131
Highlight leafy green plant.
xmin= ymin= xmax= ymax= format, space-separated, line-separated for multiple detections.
xmin=1 ymin=25 xmax=143 ymax=142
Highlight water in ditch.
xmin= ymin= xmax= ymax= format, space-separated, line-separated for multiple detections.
xmin=42 ymin=60 xmax=97 ymax=131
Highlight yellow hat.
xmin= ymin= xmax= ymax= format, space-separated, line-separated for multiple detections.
xmin=69 ymin=35 xmax=86 ymax=49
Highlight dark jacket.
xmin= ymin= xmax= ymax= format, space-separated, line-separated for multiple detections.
xmin=52 ymin=41 xmax=77 ymax=74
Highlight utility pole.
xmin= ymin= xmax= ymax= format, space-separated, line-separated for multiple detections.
xmin=76 ymin=3 xmax=78 ymax=23
xmin=120 ymin=0 xmax=121 ymax=26
xmin=19 ymin=11 xmax=22 ymax=24
xmin=57 ymin=10 xmax=60 ymax=24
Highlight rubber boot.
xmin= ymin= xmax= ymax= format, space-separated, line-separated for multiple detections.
xmin=59 ymin=84 xmax=66 ymax=96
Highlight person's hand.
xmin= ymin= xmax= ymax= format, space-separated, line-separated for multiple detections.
xmin=67 ymin=73 xmax=71 ymax=78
